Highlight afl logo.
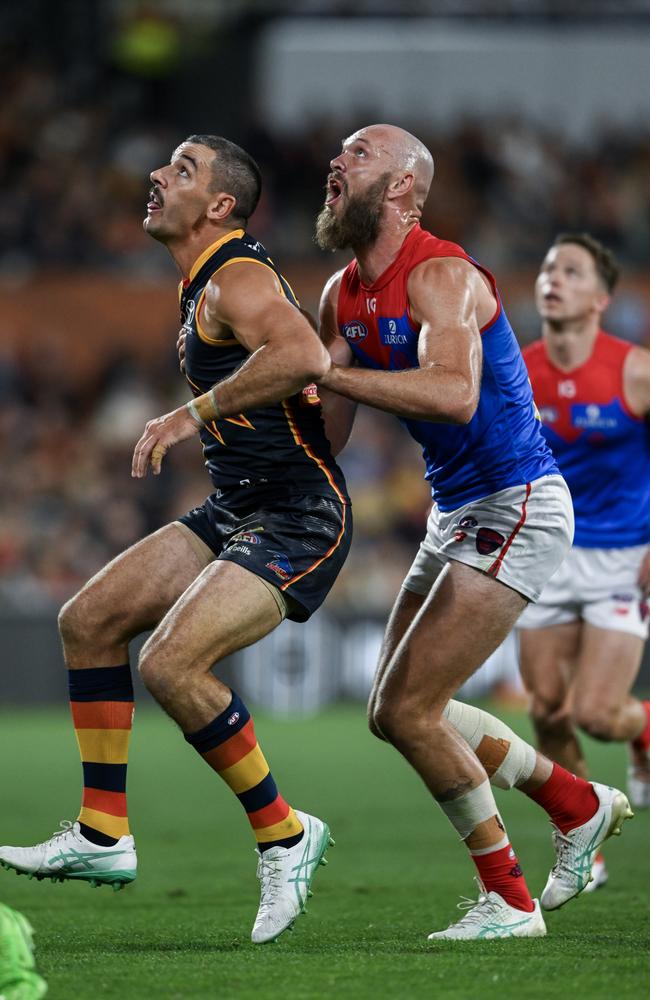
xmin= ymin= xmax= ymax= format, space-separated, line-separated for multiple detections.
xmin=227 ymin=711 xmax=240 ymax=726
xmin=342 ymin=321 xmax=368 ymax=343
xmin=183 ymin=299 xmax=196 ymax=332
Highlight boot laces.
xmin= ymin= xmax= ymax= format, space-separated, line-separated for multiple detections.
xmin=255 ymin=851 xmax=284 ymax=914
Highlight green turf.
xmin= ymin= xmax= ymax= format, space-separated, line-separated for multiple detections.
xmin=0 ymin=705 xmax=648 ymax=999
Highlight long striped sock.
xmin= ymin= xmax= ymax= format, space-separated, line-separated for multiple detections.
xmin=184 ymin=692 xmax=303 ymax=852
xmin=68 ymin=665 xmax=134 ymax=847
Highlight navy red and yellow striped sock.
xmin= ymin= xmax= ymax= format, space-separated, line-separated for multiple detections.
xmin=184 ymin=692 xmax=303 ymax=852
xmin=68 ymin=665 xmax=134 ymax=847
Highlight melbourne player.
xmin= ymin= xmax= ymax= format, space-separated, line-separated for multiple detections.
xmin=0 ymin=136 xmax=351 ymax=944
xmin=315 ymin=124 xmax=632 ymax=940
xmin=518 ymin=234 xmax=650 ymax=889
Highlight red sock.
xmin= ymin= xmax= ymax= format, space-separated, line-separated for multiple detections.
xmin=632 ymin=701 xmax=650 ymax=751
xmin=526 ymin=762 xmax=599 ymax=834
xmin=471 ymin=842 xmax=534 ymax=912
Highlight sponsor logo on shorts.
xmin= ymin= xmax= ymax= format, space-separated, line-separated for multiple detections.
xmin=232 ymin=532 xmax=262 ymax=545
xmin=614 ymin=607 xmax=630 ymax=616
xmin=611 ymin=592 xmax=634 ymax=602
xmin=459 ymin=516 xmax=478 ymax=529
xmin=453 ymin=530 xmax=467 ymax=542
xmin=266 ymin=553 xmax=293 ymax=581
xmin=476 ymin=527 xmax=505 ymax=555
xmin=342 ymin=321 xmax=368 ymax=342
xmin=230 ymin=544 xmax=252 ymax=556
xmin=227 ymin=712 xmax=240 ymax=726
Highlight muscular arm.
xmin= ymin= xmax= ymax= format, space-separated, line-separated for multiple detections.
xmin=192 ymin=263 xmax=330 ymax=420
xmin=132 ymin=262 xmax=330 ymax=477
xmin=316 ymin=271 xmax=358 ymax=456
xmin=320 ymin=257 xmax=489 ymax=425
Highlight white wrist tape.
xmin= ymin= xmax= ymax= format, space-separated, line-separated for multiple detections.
xmin=186 ymin=399 xmax=203 ymax=426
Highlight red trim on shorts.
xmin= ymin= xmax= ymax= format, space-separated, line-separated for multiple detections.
xmin=486 ymin=482 xmax=532 ymax=578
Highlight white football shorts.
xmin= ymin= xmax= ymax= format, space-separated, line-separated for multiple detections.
xmin=517 ymin=543 xmax=650 ymax=639
xmin=403 ymin=474 xmax=573 ymax=604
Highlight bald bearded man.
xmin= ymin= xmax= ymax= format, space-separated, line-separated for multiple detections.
xmin=315 ymin=124 xmax=632 ymax=941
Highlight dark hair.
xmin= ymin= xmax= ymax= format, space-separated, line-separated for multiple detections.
xmin=552 ymin=232 xmax=620 ymax=293
xmin=185 ymin=134 xmax=262 ymax=223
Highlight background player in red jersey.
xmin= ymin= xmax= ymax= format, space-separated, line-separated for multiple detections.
xmin=0 ymin=136 xmax=352 ymax=945
xmin=315 ymin=124 xmax=633 ymax=940
xmin=518 ymin=233 xmax=650 ymax=889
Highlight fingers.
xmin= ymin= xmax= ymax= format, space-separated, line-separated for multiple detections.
xmin=177 ymin=331 xmax=186 ymax=372
xmin=150 ymin=443 xmax=167 ymax=476
xmin=132 ymin=424 xmax=165 ymax=478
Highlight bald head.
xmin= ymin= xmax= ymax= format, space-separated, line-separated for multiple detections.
xmin=349 ymin=124 xmax=434 ymax=209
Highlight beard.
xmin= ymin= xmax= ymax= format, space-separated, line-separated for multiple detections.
xmin=315 ymin=172 xmax=391 ymax=251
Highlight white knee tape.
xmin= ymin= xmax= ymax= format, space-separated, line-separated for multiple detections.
xmin=443 ymin=700 xmax=536 ymax=790
xmin=438 ymin=778 xmax=499 ymax=841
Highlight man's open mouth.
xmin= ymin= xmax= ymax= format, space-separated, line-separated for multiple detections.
xmin=325 ymin=175 xmax=344 ymax=206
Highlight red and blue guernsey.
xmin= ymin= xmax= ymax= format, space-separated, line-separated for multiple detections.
xmin=337 ymin=224 xmax=558 ymax=511
xmin=524 ymin=331 xmax=650 ymax=548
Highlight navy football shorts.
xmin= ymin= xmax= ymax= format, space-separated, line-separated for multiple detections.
xmin=177 ymin=490 xmax=352 ymax=622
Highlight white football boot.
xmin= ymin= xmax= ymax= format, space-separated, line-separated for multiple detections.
xmin=541 ymin=782 xmax=632 ymax=911
xmin=428 ymin=882 xmax=546 ymax=941
xmin=0 ymin=821 xmax=137 ymax=891
xmin=581 ymin=852 xmax=608 ymax=894
xmin=627 ymin=744 xmax=650 ymax=809
xmin=251 ymin=810 xmax=333 ymax=944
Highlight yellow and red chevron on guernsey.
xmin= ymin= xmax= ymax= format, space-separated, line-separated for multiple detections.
xmin=184 ymin=692 xmax=303 ymax=847
xmin=68 ymin=665 xmax=134 ymax=844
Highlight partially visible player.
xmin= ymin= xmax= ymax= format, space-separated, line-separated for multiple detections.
xmin=0 ymin=136 xmax=351 ymax=944
xmin=518 ymin=233 xmax=650 ymax=888
xmin=0 ymin=902 xmax=47 ymax=998
xmin=315 ymin=124 xmax=632 ymax=940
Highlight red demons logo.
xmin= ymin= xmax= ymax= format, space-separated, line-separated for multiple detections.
xmin=476 ymin=527 xmax=505 ymax=555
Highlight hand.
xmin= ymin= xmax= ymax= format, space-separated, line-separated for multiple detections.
xmin=176 ymin=328 xmax=187 ymax=373
xmin=318 ymin=363 xmax=344 ymax=391
xmin=132 ymin=405 xmax=200 ymax=478
xmin=637 ymin=548 xmax=650 ymax=596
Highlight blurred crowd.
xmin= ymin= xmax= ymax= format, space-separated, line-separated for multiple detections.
xmin=2 ymin=57 xmax=650 ymax=278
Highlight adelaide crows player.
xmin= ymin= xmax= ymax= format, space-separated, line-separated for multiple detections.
xmin=0 ymin=136 xmax=351 ymax=945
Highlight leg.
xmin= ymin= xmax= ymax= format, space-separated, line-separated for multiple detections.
xmin=59 ymin=523 xmax=209 ymax=667
xmin=572 ymin=622 xmax=650 ymax=810
xmin=138 ymin=560 xmax=332 ymax=943
xmin=368 ymin=586 xmax=424 ymax=739
xmin=138 ymin=559 xmax=284 ymax=730
xmin=0 ymin=523 xmax=212 ymax=885
xmin=519 ymin=622 xmax=587 ymax=777
xmin=372 ymin=562 xmax=527 ymax=797
xmin=371 ymin=562 xmax=544 ymax=926
xmin=572 ymin=624 xmax=646 ymax=742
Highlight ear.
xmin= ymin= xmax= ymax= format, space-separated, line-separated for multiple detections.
xmin=594 ymin=289 xmax=611 ymax=314
xmin=207 ymin=192 xmax=237 ymax=222
xmin=386 ymin=172 xmax=415 ymax=201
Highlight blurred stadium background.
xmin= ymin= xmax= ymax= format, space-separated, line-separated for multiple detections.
xmin=2 ymin=0 xmax=650 ymax=711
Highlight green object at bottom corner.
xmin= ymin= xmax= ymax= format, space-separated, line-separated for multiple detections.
xmin=0 ymin=903 xmax=47 ymax=999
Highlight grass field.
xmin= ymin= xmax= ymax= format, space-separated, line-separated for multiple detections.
xmin=0 ymin=704 xmax=648 ymax=1000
